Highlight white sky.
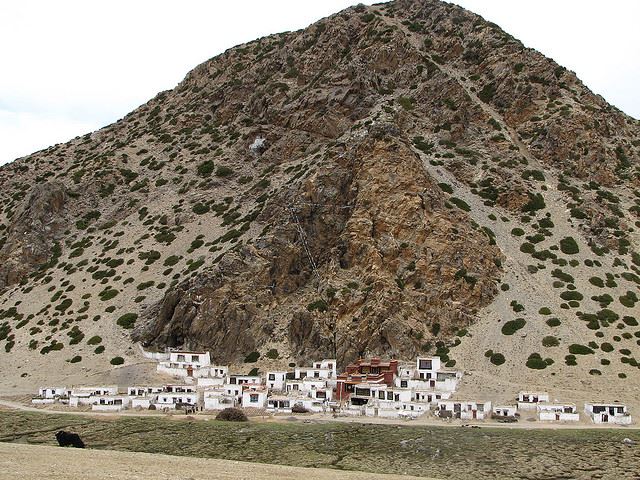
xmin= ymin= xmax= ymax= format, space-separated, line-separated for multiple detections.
xmin=0 ymin=1 xmax=638 ymax=165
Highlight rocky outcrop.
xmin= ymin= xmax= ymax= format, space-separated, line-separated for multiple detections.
xmin=0 ymin=182 xmax=67 ymax=288
xmin=137 ymin=137 xmax=502 ymax=364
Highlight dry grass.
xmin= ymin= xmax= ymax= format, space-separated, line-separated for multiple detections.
xmin=1 ymin=411 xmax=639 ymax=479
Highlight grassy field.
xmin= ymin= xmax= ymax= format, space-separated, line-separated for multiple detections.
xmin=0 ymin=411 xmax=638 ymax=479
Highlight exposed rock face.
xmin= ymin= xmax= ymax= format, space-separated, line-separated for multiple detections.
xmin=0 ymin=182 xmax=67 ymax=287
xmin=0 ymin=0 xmax=638 ymax=379
xmin=136 ymin=136 xmax=502 ymax=364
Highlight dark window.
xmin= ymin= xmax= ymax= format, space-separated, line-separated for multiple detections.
xmin=419 ymin=359 xmax=432 ymax=370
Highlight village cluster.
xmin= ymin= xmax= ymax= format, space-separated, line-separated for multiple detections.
xmin=33 ymin=350 xmax=633 ymax=425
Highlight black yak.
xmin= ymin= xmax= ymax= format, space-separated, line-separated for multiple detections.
xmin=55 ymin=430 xmax=85 ymax=448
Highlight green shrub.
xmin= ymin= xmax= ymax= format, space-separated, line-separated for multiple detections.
xmin=521 ymin=193 xmax=546 ymax=212
xmin=397 ymin=96 xmax=415 ymax=110
xmin=478 ymin=83 xmax=497 ymax=103
xmin=192 ymin=203 xmax=210 ymax=215
xmin=69 ymin=355 xmax=82 ymax=363
xmin=510 ymin=300 xmax=525 ymax=313
xmin=601 ymin=342 xmax=614 ymax=352
xmin=597 ymin=309 xmax=619 ymax=322
xmin=94 ymin=345 xmax=105 ymax=354
xmin=87 ymin=335 xmax=102 ymax=345
xmin=244 ymin=351 xmax=260 ymax=363
xmin=437 ymin=182 xmax=453 ymax=194
xmin=526 ymin=353 xmax=547 ymax=369
xmin=539 ymin=307 xmax=551 ymax=315
xmin=559 ymin=237 xmax=579 ymax=255
xmin=568 ymin=344 xmax=594 ymax=355
xmin=520 ymin=242 xmax=535 ymax=254
xmin=266 ymin=348 xmax=279 ymax=359
xmin=216 ymin=166 xmax=233 ymax=177
xmin=619 ymin=291 xmax=638 ymax=308
xmin=164 ymin=255 xmax=181 ymax=267
xmin=450 ymin=197 xmax=471 ymax=212
xmin=110 ymin=356 xmax=125 ymax=365
xmin=589 ymin=276 xmax=604 ymax=287
xmin=216 ymin=407 xmax=247 ymax=422
xmin=542 ymin=336 xmax=559 ymax=347
xmin=197 ymin=160 xmax=215 ymax=177
xmin=551 ymin=269 xmax=574 ymax=283
xmin=99 ymin=288 xmax=119 ymax=301
xmin=490 ymin=352 xmax=505 ymax=365
xmin=116 ymin=313 xmax=138 ymax=329
xmin=501 ymin=318 xmax=526 ymax=335
xmin=139 ymin=250 xmax=161 ymax=265
xmin=546 ymin=317 xmax=561 ymax=327
xmin=560 ymin=291 xmax=583 ymax=301
xmin=307 ymin=299 xmax=328 ymax=312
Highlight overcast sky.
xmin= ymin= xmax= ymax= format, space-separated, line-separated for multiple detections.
xmin=0 ymin=1 xmax=638 ymax=165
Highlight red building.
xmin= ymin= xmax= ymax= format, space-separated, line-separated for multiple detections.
xmin=336 ymin=358 xmax=399 ymax=402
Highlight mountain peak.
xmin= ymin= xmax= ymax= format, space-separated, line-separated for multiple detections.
xmin=0 ymin=0 xmax=638 ymax=408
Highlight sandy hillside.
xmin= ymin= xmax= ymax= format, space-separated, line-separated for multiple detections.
xmin=0 ymin=443 xmax=430 ymax=480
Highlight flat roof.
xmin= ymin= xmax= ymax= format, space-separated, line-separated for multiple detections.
xmin=170 ymin=350 xmax=209 ymax=354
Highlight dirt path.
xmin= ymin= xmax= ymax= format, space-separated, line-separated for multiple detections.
xmin=0 ymin=443 xmax=429 ymax=480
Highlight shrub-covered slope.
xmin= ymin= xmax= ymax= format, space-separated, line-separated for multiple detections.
xmin=0 ymin=0 xmax=638 ymax=400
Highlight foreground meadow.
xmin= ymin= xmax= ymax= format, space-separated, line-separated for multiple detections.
xmin=0 ymin=410 xmax=638 ymax=479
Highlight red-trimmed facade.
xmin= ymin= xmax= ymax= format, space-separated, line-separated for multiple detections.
xmin=336 ymin=358 xmax=398 ymax=402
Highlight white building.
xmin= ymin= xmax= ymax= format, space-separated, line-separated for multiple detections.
xmin=266 ymin=371 xmax=288 ymax=391
xmin=37 ymin=387 xmax=67 ymax=399
xmin=153 ymin=384 xmax=198 ymax=409
xmin=131 ymin=396 xmax=155 ymax=409
xmin=157 ymin=350 xmax=212 ymax=378
xmin=127 ymin=386 xmax=163 ymax=397
xmin=223 ymin=383 xmax=244 ymax=400
xmin=33 ymin=387 xmax=67 ymax=404
xmin=416 ymin=356 xmax=442 ymax=379
xmin=493 ymin=405 xmax=518 ymax=418
xmin=437 ymin=400 xmax=492 ymax=420
xmin=91 ymin=395 xmax=131 ymax=412
xmin=242 ymin=387 xmax=268 ymax=408
xmin=69 ymin=386 xmax=118 ymax=407
xmin=395 ymin=358 xmax=461 ymax=394
xmin=203 ymin=388 xmax=236 ymax=410
xmin=294 ymin=359 xmax=337 ymax=380
xmin=584 ymin=403 xmax=632 ymax=425
xmin=197 ymin=377 xmax=226 ymax=388
xmin=285 ymin=377 xmax=333 ymax=405
xmin=266 ymin=396 xmax=292 ymax=413
xmin=228 ymin=375 xmax=262 ymax=386
xmin=517 ymin=391 xmax=550 ymax=410
xmin=537 ymin=403 xmax=579 ymax=422
xmin=209 ymin=365 xmax=229 ymax=378
xmin=126 ymin=386 xmax=163 ymax=409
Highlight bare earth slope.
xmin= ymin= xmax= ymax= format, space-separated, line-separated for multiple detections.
xmin=0 ymin=0 xmax=638 ymax=405
xmin=0 ymin=443 xmax=426 ymax=480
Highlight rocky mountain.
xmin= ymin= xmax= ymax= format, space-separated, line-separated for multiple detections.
xmin=0 ymin=0 xmax=638 ymax=401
